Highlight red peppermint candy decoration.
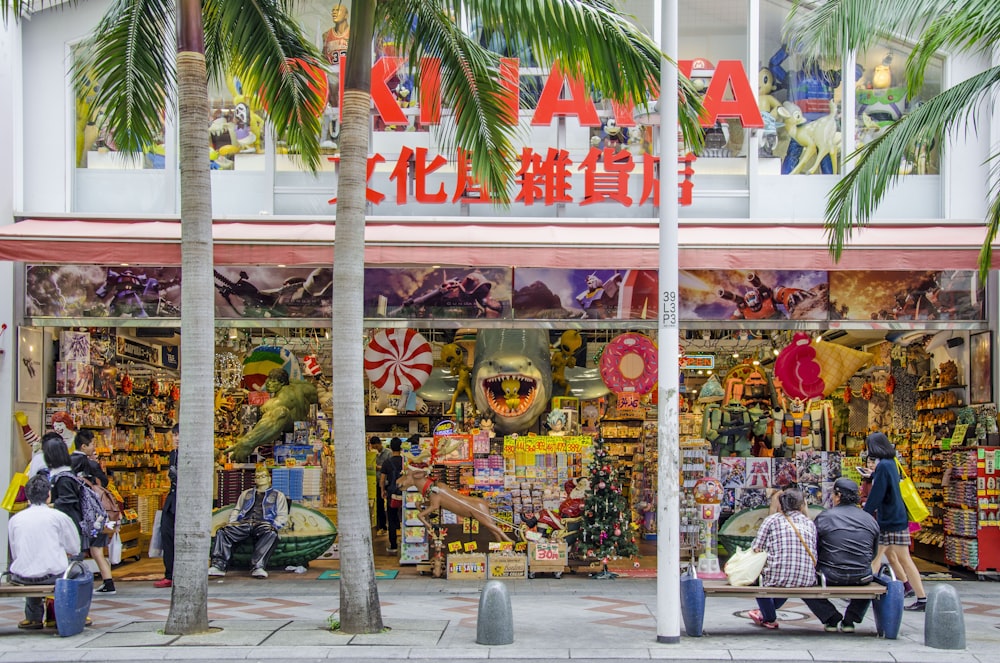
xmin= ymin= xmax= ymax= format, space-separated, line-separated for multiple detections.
xmin=364 ymin=329 xmax=433 ymax=395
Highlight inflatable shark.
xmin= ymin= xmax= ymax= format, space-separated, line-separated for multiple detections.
xmin=418 ymin=329 xmax=609 ymax=434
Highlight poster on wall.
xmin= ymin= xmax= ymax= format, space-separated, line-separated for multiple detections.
xmin=25 ymin=265 xmax=181 ymax=318
xmin=513 ymin=268 xmax=659 ymax=319
xmin=214 ymin=267 xmax=332 ymax=318
xmin=678 ymin=270 xmax=829 ymax=321
xmin=828 ymin=270 xmax=985 ymax=321
xmin=364 ymin=266 xmax=512 ymax=319
xmin=17 ymin=326 xmax=45 ymax=403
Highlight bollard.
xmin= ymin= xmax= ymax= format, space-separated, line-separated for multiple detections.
xmin=476 ymin=580 xmax=514 ymax=645
xmin=679 ymin=572 xmax=705 ymax=637
xmin=924 ymin=585 xmax=966 ymax=650
xmin=871 ymin=577 xmax=903 ymax=640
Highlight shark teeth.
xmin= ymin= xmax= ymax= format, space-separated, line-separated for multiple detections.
xmin=483 ymin=374 xmax=537 ymax=417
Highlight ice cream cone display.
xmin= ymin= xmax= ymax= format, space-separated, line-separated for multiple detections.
xmin=774 ymin=332 xmax=872 ymax=400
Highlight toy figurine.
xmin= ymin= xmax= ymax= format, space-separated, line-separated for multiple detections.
xmin=209 ymin=465 xmax=289 ymax=578
xmin=441 ymin=343 xmax=473 ymax=416
xmin=551 ymin=330 xmax=582 ymax=396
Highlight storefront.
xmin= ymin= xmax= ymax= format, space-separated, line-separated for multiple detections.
xmin=2 ymin=0 xmax=999 ymax=576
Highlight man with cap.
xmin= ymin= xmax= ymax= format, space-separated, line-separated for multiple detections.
xmin=803 ymin=477 xmax=880 ymax=632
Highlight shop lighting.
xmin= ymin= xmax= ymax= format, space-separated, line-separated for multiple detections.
xmin=228 ymin=328 xmax=239 ymax=340
xmin=732 ymin=352 xmax=739 ymax=358
xmin=752 ymin=359 xmax=760 ymax=366
xmin=773 ymin=348 xmax=780 ymax=356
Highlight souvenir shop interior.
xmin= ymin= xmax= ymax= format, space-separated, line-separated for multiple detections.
xmin=12 ymin=318 xmax=1000 ymax=580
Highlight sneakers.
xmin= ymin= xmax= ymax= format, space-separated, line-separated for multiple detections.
xmin=153 ymin=578 xmax=173 ymax=588
xmin=251 ymin=567 xmax=268 ymax=579
xmin=94 ymin=583 xmax=116 ymax=595
xmin=840 ymin=621 xmax=855 ymax=633
xmin=208 ymin=566 xmax=226 ymax=577
xmin=17 ymin=620 xmax=43 ymax=630
xmin=824 ymin=619 xmax=841 ymax=632
xmin=904 ymin=589 xmax=916 ymax=598
xmin=904 ymin=599 xmax=927 ymax=612
xmin=386 ymin=547 xmax=399 ymax=554
xmin=748 ymin=609 xmax=779 ymax=629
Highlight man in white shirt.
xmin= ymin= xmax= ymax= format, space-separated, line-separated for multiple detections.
xmin=7 ymin=474 xmax=83 ymax=629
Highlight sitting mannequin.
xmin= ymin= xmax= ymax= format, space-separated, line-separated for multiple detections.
xmin=209 ymin=465 xmax=289 ymax=579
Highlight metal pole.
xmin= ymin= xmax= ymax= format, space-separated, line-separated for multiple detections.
xmin=656 ymin=0 xmax=681 ymax=644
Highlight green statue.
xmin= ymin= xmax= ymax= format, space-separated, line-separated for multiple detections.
xmin=226 ymin=368 xmax=317 ymax=461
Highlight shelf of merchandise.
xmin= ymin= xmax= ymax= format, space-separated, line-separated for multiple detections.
xmin=599 ymin=417 xmax=643 ymax=504
xmin=913 ymin=385 xmax=966 ymax=431
xmin=908 ymin=430 xmax=944 ymax=547
xmin=942 ymin=448 xmax=1000 ymax=574
xmin=400 ymin=485 xmax=429 ymax=565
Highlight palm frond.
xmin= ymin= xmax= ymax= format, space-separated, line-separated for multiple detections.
xmin=204 ymin=0 xmax=324 ymax=171
xmin=825 ymin=66 xmax=1000 ymax=264
xmin=73 ymin=0 xmax=174 ymax=158
xmin=909 ymin=2 xmax=1000 ymax=94
xmin=787 ymin=0 xmax=952 ymax=61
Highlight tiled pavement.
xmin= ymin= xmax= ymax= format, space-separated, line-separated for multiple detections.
xmin=0 ymin=573 xmax=997 ymax=662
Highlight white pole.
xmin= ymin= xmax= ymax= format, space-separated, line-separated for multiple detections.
xmin=656 ymin=0 xmax=681 ymax=644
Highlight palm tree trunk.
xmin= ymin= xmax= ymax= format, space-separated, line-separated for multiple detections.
xmin=164 ymin=40 xmax=214 ymax=635
xmin=332 ymin=0 xmax=382 ymax=634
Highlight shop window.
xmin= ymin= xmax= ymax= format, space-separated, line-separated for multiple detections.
xmin=760 ymin=0 xmax=843 ymax=176
xmin=73 ymin=44 xmax=165 ymax=171
xmin=856 ymin=44 xmax=942 ymax=175
xmin=208 ymin=76 xmax=266 ymax=172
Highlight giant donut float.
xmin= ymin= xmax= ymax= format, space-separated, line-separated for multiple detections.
xmin=600 ymin=332 xmax=658 ymax=394
xmin=364 ymin=329 xmax=433 ymax=395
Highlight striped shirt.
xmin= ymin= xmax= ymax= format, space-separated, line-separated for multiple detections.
xmin=752 ymin=510 xmax=817 ymax=588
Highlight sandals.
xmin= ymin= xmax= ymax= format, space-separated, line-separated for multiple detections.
xmin=748 ymin=609 xmax=779 ymax=629
xmin=17 ymin=620 xmax=43 ymax=630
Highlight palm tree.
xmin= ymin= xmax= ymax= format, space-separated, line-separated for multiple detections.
xmin=1 ymin=0 xmax=324 ymax=635
xmin=333 ymin=0 xmax=705 ymax=633
xmin=786 ymin=0 xmax=1000 ymax=281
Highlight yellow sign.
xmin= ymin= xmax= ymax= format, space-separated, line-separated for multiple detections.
xmin=463 ymin=541 xmax=479 ymax=553
xmin=447 ymin=541 xmax=463 ymax=553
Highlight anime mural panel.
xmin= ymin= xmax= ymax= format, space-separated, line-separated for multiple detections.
xmin=679 ymin=270 xmax=829 ymax=321
xmin=828 ymin=270 xmax=985 ymax=321
xmin=214 ymin=267 xmax=332 ymax=318
xmin=513 ymin=268 xmax=659 ymax=320
xmin=365 ymin=267 xmax=512 ymax=319
xmin=26 ymin=265 xmax=181 ymax=318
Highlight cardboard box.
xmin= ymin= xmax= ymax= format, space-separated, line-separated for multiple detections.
xmin=447 ymin=553 xmax=487 ymax=580
xmin=55 ymin=361 xmax=94 ymax=396
xmin=59 ymin=331 xmax=91 ymax=363
xmin=488 ymin=553 xmax=528 ymax=579
xmin=528 ymin=540 xmax=568 ymax=572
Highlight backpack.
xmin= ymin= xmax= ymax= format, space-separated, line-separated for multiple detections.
xmin=56 ymin=473 xmax=108 ymax=539
xmin=84 ymin=478 xmax=122 ymax=530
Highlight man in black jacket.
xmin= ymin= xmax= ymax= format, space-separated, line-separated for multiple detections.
xmin=804 ymin=478 xmax=880 ymax=632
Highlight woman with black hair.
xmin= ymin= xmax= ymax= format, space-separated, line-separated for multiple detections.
xmin=863 ymin=432 xmax=927 ymax=611
xmin=42 ymin=433 xmax=84 ymax=549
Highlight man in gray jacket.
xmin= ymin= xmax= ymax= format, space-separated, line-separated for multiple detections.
xmin=804 ymin=477 xmax=880 ymax=632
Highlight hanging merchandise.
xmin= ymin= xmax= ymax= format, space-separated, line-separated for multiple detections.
xmin=697 ymin=374 xmax=725 ymax=404
xmin=599 ymin=332 xmax=657 ymax=394
xmin=363 ymin=328 xmax=433 ymax=395
xmin=774 ymin=332 xmax=872 ymax=400
xmin=242 ymin=345 xmax=304 ymax=391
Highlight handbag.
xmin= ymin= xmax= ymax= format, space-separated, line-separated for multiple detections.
xmin=2 ymin=464 xmax=31 ymax=512
xmin=147 ymin=510 xmax=164 ymax=558
xmin=109 ymin=530 xmax=123 ymax=565
xmin=895 ymin=458 xmax=930 ymax=523
xmin=724 ymin=546 xmax=768 ymax=586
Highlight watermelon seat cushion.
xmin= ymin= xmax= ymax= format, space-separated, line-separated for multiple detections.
xmin=210 ymin=503 xmax=336 ymax=568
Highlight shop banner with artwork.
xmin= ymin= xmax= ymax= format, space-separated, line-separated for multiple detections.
xmin=25 ymin=265 xmax=181 ymax=318
xmin=513 ymin=268 xmax=658 ymax=320
xmin=679 ymin=269 xmax=829 ymax=321
xmin=214 ymin=267 xmax=332 ymax=318
xmin=364 ymin=266 xmax=512 ymax=319
xmin=828 ymin=270 xmax=984 ymax=321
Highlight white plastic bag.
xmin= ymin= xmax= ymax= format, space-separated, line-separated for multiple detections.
xmin=147 ymin=510 xmax=164 ymax=558
xmin=724 ymin=546 xmax=768 ymax=586
xmin=109 ymin=530 xmax=123 ymax=565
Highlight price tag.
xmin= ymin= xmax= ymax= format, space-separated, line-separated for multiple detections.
xmin=951 ymin=424 xmax=969 ymax=445
xmin=463 ymin=541 xmax=478 ymax=553
xmin=448 ymin=541 xmax=463 ymax=553
xmin=617 ymin=392 xmax=641 ymax=410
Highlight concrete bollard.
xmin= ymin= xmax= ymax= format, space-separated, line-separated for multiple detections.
xmin=924 ymin=584 xmax=966 ymax=650
xmin=476 ymin=580 xmax=514 ymax=645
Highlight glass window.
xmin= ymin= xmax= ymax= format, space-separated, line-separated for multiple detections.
xmin=74 ymin=44 xmax=164 ymax=170
xmin=856 ymin=44 xmax=942 ymax=175
xmin=208 ymin=76 xmax=266 ymax=171
xmin=760 ymin=0 xmax=843 ymax=176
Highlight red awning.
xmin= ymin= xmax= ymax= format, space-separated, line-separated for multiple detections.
xmin=0 ymin=217 xmax=995 ymax=270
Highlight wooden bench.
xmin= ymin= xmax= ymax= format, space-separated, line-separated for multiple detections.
xmin=681 ymin=578 xmax=903 ymax=639
xmin=0 ymin=583 xmax=56 ymax=599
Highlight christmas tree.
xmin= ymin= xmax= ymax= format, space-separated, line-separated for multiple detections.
xmin=577 ymin=436 xmax=639 ymax=578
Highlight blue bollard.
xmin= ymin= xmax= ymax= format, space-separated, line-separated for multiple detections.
xmin=679 ymin=572 xmax=705 ymax=637
xmin=871 ymin=576 xmax=903 ymax=640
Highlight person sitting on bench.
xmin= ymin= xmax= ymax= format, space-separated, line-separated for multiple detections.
xmin=7 ymin=475 xmax=84 ymax=630
xmin=803 ymin=477 xmax=880 ymax=633
xmin=209 ymin=465 xmax=288 ymax=579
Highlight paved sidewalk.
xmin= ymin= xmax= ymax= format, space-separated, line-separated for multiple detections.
xmin=0 ymin=572 xmax=997 ymax=662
